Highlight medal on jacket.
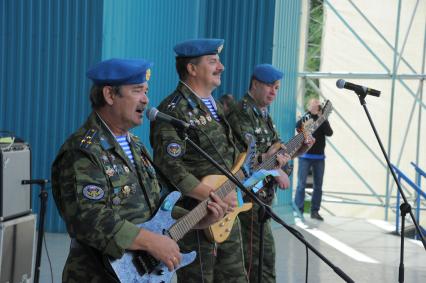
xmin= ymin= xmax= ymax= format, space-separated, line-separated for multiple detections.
xmin=122 ymin=185 xmax=131 ymax=196
xmin=112 ymin=196 xmax=121 ymax=205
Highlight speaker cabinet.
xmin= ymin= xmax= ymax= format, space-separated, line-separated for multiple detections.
xmin=0 ymin=143 xmax=31 ymax=221
xmin=0 ymin=214 xmax=36 ymax=283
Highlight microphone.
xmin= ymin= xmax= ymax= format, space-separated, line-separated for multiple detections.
xmin=146 ymin=107 xmax=192 ymax=129
xmin=336 ymin=79 xmax=381 ymax=97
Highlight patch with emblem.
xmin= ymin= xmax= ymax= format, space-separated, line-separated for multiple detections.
xmin=82 ymin=185 xmax=104 ymax=200
xmin=123 ymin=166 xmax=130 ymax=173
xmin=167 ymin=142 xmax=183 ymax=157
xmin=206 ymin=115 xmax=212 ymax=122
xmin=199 ymin=115 xmax=206 ymax=125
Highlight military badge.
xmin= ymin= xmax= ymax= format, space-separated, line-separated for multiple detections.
xmin=124 ymin=166 xmax=130 ymax=173
xmin=82 ymin=185 xmax=104 ymax=200
xmin=206 ymin=115 xmax=212 ymax=122
xmin=199 ymin=115 xmax=207 ymax=125
xmin=145 ymin=68 xmax=151 ymax=81
xmin=112 ymin=196 xmax=121 ymax=205
xmin=105 ymin=167 xmax=115 ymax=177
xmin=122 ymin=185 xmax=131 ymax=196
xmin=167 ymin=142 xmax=182 ymax=157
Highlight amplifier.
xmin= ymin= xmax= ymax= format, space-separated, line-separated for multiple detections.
xmin=0 ymin=143 xmax=32 ymax=221
xmin=0 ymin=214 xmax=36 ymax=283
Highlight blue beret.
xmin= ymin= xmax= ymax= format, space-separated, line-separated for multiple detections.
xmin=174 ymin=38 xmax=224 ymax=58
xmin=253 ymin=64 xmax=283 ymax=84
xmin=86 ymin=58 xmax=153 ymax=86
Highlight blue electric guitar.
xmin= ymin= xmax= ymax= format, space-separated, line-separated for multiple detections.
xmin=108 ymin=137 xmax=258 ymax=282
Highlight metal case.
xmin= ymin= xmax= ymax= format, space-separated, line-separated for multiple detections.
xmin=0 ymin=143 xmax=31 ymax=221
xmin=0 ymin=214 xmax=36 ymax=283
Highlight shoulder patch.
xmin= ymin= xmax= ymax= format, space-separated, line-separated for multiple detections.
xmin=167 ymin=142 xmax=183 ymax=158
xmin=82 ymin=185 xmax=105 ymax=200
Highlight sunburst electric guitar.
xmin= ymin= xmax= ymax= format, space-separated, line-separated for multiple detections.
xmin=206 ymin=100 xmax=334 ymax=241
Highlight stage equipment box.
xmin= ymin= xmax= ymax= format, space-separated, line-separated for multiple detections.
xmin=0 ymin=214 xmax=36 ymax=283
xmin=0 ymin=143 xmax=31 ymax=221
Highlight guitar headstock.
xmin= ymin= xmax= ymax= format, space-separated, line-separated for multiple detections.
xmin=299 ymin=99 xmax=333 ymax=137
xmin=320 ymin=100 xmax=333 ymax=119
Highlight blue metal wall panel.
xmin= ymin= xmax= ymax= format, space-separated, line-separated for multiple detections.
xmin=0 ymin=0 xmax=104 ymax=232
xmin=102 ymin=0 xmax=203 ymax=146
xmin=201 ymin=0 xmax=276 ymax=101
xmin=1 ymin=0 xmax=301 ymax=231
xmin=271 ymin=1 xmax=303 ymax=208
xmin=200 ymin=0 xmax=302 ymax=213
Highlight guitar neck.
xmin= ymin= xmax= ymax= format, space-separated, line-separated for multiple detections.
xmin=256 ymin=114 xmax=329 ymax=171
xmin=168 ymin=171 xmax=245 ymax=241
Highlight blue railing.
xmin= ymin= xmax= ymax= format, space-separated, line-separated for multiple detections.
xmin=391 ymin=163 xmax=426 ymax=239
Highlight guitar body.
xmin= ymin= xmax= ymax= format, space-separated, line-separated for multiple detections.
xmin=109 ymin=191 xmax=196 ymax=283
xmin=202 ymin=152 xmax=253 ymax=243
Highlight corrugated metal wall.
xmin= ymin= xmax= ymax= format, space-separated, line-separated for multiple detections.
xmin=201 ymin=0 xmax=302 ymax=214
xmin=1 ymin=0 xmax=302 ymax=232
xmin=102 ymin=0 xmax=203 ymax=145
xmin=0 ymin=0 xmax=103 ymax=232
xmin=271 ymin=0 xmax=302 ymax=210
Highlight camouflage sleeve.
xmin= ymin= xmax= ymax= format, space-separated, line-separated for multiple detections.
xmin=52 ymin=149 xmax=140 ymax=259
xmin=150 ymin=120 xmax=200 ymax=196
xmin=227 ymin=108 xmax=256 ymax=153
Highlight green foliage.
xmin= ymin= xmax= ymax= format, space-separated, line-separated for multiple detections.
xmin=304 ymin=0 xmax=324 ymax=108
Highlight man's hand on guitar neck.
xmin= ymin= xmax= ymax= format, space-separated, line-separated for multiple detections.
xmin=296 ymin=135 xmax=316 ymax=157
xmin=259 ymin=142 xmax=291 ymax=190
xmin=187 ymin=182 xmax=237 ymax=214
xmin=195 ymin=192 xmax=228 ymax=229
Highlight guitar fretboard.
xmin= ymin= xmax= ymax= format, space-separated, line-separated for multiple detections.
xmin=167 ymin=170 xmax=245 ymax=241
xmin=167 ymin=101 xmax=332 ymax=241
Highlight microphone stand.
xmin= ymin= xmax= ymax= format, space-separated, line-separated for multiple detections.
xmin=22 ymin=179 xmax=50 ymax=283
xmin=353 ymin=90 xmax=426 ymax=283
xmin=181 ymin=132 xmax=354 ymax=283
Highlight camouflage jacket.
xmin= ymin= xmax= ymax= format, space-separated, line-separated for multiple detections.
xmin=150 ymin=82 xmax=240 ymax=198
xmin=227 ymin=93 xmax=281 ymax=203
xmin=227 ymin=93 xmax=279 ymax=154
xmin=52 ymin=112 xmax=161 ymax=281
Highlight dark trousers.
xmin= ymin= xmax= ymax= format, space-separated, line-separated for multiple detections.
xmin=295 ymin=158 xmax=325 ymax=213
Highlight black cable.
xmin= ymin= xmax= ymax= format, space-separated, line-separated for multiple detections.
xmin=43 ymin=233 xmax=54 ymax=283
xmin=305 ymin=245 xmax=309 ymax=283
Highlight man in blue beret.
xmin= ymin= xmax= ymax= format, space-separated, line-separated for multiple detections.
xmin=150 ymin=39 xmax=249 ymax=282
xmin=51 ymin=58 xmax=227 ymax=282
xmin=227 ymin=64 xmax=314 ymax=282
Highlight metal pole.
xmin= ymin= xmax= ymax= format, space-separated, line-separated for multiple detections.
xmin=385 ymin=0 xmax=403 ymax=221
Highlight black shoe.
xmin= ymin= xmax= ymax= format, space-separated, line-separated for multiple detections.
xmin=310 ymin=211 xmax=324 ymax=221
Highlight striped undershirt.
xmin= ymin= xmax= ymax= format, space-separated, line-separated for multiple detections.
xmin=201 ymin=97 xmax=220 ymax=121
xmin=116 ymin=135 xmax=134 ymax=165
